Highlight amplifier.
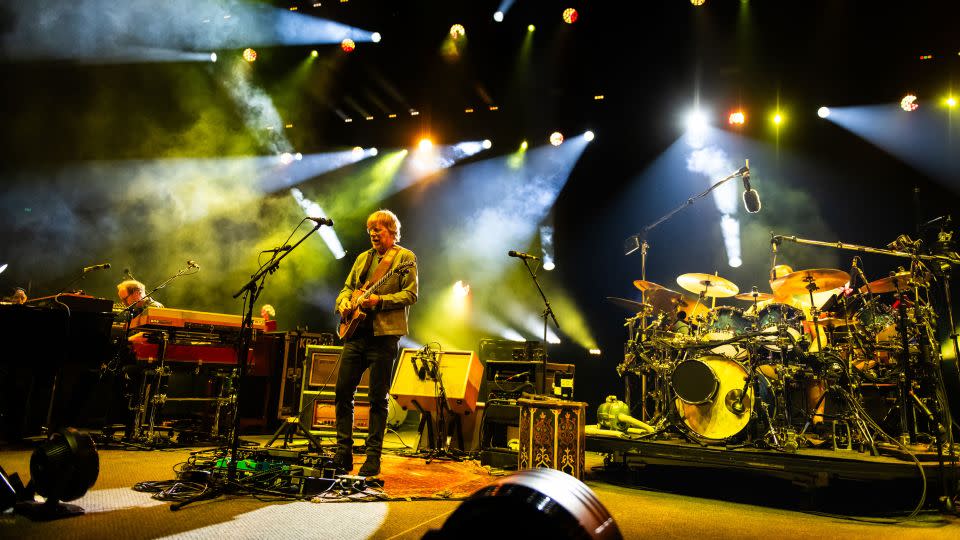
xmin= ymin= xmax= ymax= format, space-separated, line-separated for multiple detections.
xmin=270 ymin=331 xmax=334 ymax=419
xmin=300 ymin=391 xmax=370 ymax=432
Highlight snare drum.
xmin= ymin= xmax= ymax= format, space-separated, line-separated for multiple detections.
xmin=671 ymin=354 xmax=773 ymax=443
xmin=702 ymin=306 xmax=751 ymax=357
xmin=757 ymin=303 xmax=805 ymax=351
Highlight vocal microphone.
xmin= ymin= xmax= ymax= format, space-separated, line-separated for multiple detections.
xmin=508 ymin=250 xmax=541 ymax=261
xmin=82 ymin=263 xmax=111 ymax=273
xmin=741 ymin=161 xmax=761 ymax=213
xmin=187 ymin=260 xmax=200 ymax=269
xmin=307 ymin=216 xmax=334 ymax=227
xmin=261 ymin=245 xmax=292 ymax=253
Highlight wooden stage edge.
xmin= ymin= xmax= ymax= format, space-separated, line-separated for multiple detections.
xmin=586 ymin=432 xmax=959 ymax=487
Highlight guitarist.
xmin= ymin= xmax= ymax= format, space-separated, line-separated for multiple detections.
xmin=333 ymin=209 xmax=418 ymax=477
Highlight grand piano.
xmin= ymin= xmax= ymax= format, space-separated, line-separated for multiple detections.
xmin=0 ymin=294 xmax=115 ymax=440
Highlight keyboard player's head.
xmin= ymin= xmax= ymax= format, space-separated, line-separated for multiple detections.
xmin=117 ymin=279 xmax=163 ymax=310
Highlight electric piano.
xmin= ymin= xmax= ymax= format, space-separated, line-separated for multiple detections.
xmin=126 ymin=307 xmax=266 ymax=367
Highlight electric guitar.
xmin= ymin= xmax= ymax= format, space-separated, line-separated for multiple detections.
xmin=338 ymin=261 xmax=416 ymax=340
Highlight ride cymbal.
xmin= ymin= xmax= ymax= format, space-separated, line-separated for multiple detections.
xmin=676 ymin=272 xmax=739 ymax=298
xmin=769 ymin=268 xmax=850 ymax=297
xmin=733 ymin=291 xmax=775 ymax=302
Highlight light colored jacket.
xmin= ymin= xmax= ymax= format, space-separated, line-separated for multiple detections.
xmin=335 ymin=246 xmax=418 ymax=336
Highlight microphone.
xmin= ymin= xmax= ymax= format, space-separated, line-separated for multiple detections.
xmin=123 ymin=268 xmax=135 ymax=280
xmin=307 ymin=216 xmax=334 ymax=227
xmin=82 ymin=263 xmax=111 ymax=273
xmin=741 ymin=162 xmax=761 ymax=213
xmin=187 ymin=260 xmax=200 ymax=269
xmin=508 ymin=250 xmax=541 ymax=261
xmin=261 ymin=245 xmax=292 ymax=253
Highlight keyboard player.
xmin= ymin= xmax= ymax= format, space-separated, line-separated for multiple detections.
xmin=115 ymin=279 xmax=164 ymax=322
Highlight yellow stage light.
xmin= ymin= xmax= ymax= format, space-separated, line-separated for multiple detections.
xmin=691 ymin=0 xmax=706 ymax=5
xmin=520 ymin=140 xmax=528 ymax=151
xmin=242 ymin=48 xmax=257 ymax=62
xmin=311 ymin=50 xmax=318 ymax=57
xmin=528 ymin=24 xmax=536 ymax=32
xmin=341 ymin=39 xmax=355 ymax=53
xmin=728 ymin=111 xmax=746 ymax=125
xmin=772 ymin=113 xmax=783 ymax=124
xmin=562 ymin=8 xmax=578 ymax=24
xmin=450 ymin=24 xmax=466 ymax=39
xmin=946 ymin=96 xmax=957 ymax=108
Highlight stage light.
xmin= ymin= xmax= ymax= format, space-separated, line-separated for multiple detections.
xmin=369 ymin=147 xmax=378 ymax=156
xmin=0 ymin=263 xmax=6 ymax=275
xmin=945 ymin=96 xmax=957 ymax=108
xmin=520 ymin=140 xmax=528 ymax=151
xmin=450 ymin=24 xmax=466 ymax=39
xmin=728 ymin=111 xmax=745 ymax=125
xmin=543 ymin=260 xmax=555 ymax=271
xmin=550 ymin=132 xmax=564 ymax=146
xmin=900 ymin=94 xmax=919 ymax=112
xmin=371 ymin=32 xmax=382 ymax=43
xmin=685 ymin=109 xmax=708 ymax=133
xmin=494 ymin=11 xmax=504 ymax=22
xmin=453 ymin=280 xmax=471 ymax=298
xmin=691 ymin=0 xmax=706 ymax=5
xmin=482 ymin=139 xmax=492 ymax=149
xmin=15 ymin=428 xmax=100 ymax=520
xmin=426 ymin=469 xmax=622 ymax=538
xmin=294 ymin=152 xmax=303 ymax=161
xmin=210 ymin=52 xmax=217 ymax=62
xmin=589 ymin=348 xmax=602 ymax=356
xmin=418 ymin=138 xmax=433 ymax=150
xmin=584 ymin=130 xmax=595 ymax=141
xmin=817 ymin=106 xmax=831 ymax=118
xmin=352 ymin=146 xmax=364 ymax=158
xmin=311 ymin=50 xmax=318 ymax=57
xmin=242 ymin=48 xmax=257 ymax=62
xmin=527 ymin=24 xmax=536 ymax=32
xmin=562 ymin=8 xmax=578 ymax=24
xmin=341 ymin=38 xmax=355 ymax=52
xmin=772 ymin=112 xmax=783 ymax=124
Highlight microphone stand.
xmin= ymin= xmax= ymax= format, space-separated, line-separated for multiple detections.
xmin=516 ymin=257 xmax=560 ymax=396
xmin=171 ymin=221 xmax=325 ymax=511
xmin=624 ymin=166 xmax=748 ymax=339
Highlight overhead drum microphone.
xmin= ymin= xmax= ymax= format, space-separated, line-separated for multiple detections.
xmin=741 ymin=160 xmax=761 ymax=214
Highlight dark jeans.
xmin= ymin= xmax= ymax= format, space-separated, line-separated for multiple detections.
xmin=335 ymin=333 xmax=400 ymax=457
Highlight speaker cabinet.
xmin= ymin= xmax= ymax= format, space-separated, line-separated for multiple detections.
xmin=390 ymin=348 xmax=483 ymax=414
xmin=304 ymin=345 xmax=370 ymax=391
xmin=272 ymin=331 xmax=334 ymax=419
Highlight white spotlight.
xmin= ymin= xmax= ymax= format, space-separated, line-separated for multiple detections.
xmin=583 ymin=130 xmax=595 ymax=142
xmin=817 ymin=106 xmax=831 ymax=118
xmin=279 ymin=152 xmax=294 ymax=164
xmin=369 ymin=147 xmax=378 ymax=156
xmin=482 ymin=139 xmax=492 ymax=149
xmin=294 ymin=152 xmax=303 ymax=161
xmin=371 ymin=32 xmax=382 ymax=43
xmin=685 ymin=109 xmax=709 ymax=133
xmin=0 ymin=263 xmax=7 ymax=275
xmin=210 ymin=52 xmax=218 ymax=63
xmin=493 ymin=11 xmax=504 ymax=22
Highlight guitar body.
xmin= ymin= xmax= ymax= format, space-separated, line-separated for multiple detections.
xmin=336 ymin=260 xmax=415 ymax=341
xmin=338 ymin=289 xmax=368 ymax=340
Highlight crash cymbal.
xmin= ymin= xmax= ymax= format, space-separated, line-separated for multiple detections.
xmin=859 ymin=271 xmax=926 ymax=294
xmin=676 ymin=273 xmax=739 ymax=298
xmin=632 ymin=279 xmax=668 ymax=292
xmin=769 ymin=268 xmax=850 ymax=298
xmin=733 ymin=291 xmax=775 ymax=302
xmin=606 ymin=296 xmax=649 ymax=313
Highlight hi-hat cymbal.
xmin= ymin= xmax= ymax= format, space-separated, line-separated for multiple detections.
xmin=676 ymin=273 xmax=739 ymax=298
xmin=769 ymin=268 xmax=850 ymax=298
xmin=632 ymin=279 xmax=668 ymax=292
xmin=859 ymin=271 xmax=928 ymax=294
xmin=733 ymin=291 xmax=775 ymax=302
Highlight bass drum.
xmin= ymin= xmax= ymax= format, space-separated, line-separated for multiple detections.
xmin=671 ymin=355 xmax=773 ymax=443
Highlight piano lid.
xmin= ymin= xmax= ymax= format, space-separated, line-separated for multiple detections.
xmin=24 ymin=293 xmax=114 ymax=313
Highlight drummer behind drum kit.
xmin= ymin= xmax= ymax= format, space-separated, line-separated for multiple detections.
xmin=614 ymin=262 xmax=955 ymax=455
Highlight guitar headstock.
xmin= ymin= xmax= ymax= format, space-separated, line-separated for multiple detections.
xmin=395 ymin=261 xmax=416 ymax=274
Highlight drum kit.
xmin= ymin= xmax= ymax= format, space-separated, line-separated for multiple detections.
xmin=613 ymin=261 xmax=952 ymax=454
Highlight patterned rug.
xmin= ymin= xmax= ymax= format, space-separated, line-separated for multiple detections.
xmin=367 ymin=453 xmax=503 ymax=500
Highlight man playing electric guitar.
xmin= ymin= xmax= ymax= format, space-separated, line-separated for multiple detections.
xmin=333 ymin=209 xmax=418 ymax=477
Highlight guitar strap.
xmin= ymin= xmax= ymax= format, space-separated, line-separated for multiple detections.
xmin=361 ymin=246 xmax=399 ymax=290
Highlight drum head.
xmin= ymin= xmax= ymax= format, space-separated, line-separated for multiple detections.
xmin=671 ymin=358 xmax=719 ymax=404
xmin=674 ymin=355 xmax=762 ymax=443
